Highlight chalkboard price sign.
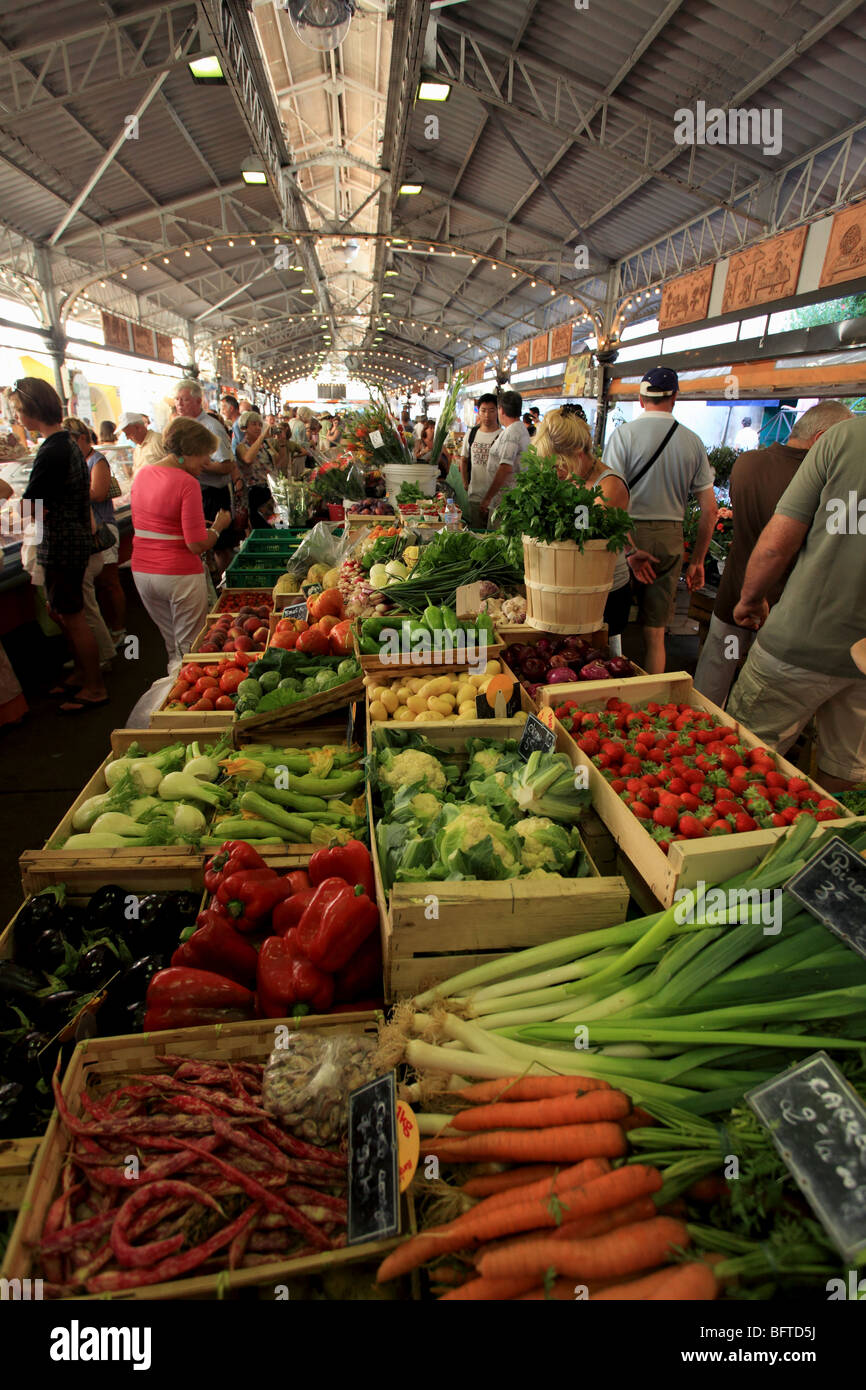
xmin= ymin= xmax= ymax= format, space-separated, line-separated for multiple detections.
xmin=785 ymin=834 xmax=866 ymax=961
xmin=474 ymin=687 xmax=520 ymax=719
xmin=282 ymin=601 xmax=308 ymax=621
xmin=519 ymin=713 xmax=557 ymax=761
xmin=347 ymin=1071 xmax=400 ymax=1246
xmin=746 ymin=1051 xmax=866 ymax=1261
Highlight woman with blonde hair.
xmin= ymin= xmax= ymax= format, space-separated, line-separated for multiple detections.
xmin=131 ymin=417 xmax=232 ymax=669
xmin=534 ymin=406 xmax=633 ymax=652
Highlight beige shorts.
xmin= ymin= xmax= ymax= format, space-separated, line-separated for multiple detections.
xmin=727 ymin=642 xmax=866 ymax=781
xmin=631 ymin=520 xmax=683 ymax=629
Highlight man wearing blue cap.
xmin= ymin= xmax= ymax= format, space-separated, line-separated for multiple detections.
xmin=603 ymin=367 xmax=718 ymax=673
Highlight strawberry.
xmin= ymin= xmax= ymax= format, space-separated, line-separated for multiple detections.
xmin=653 ymin=806 xmax=679 ymax=828
xmin=678 ymin=814 xmax=707 ymax=839
xmin=734 ymin=812 xmax=758 ymax=833
xmin=631 ymin=801 xmax=652 ymax=820
xmin=680 ymin=792 xmax=700 ymax=812
xmin=709 ymin=820 xmax=733 ymax=835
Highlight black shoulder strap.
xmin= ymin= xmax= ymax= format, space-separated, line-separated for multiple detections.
xmin=468 ymin=424 xmax=480 ymax=450
xmin=629 ymin=420 xmax=679 ymax=490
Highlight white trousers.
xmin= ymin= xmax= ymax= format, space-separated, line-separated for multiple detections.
xmin=133 ymin=570 xmax=209 ymax=672
xmin=83 ymin=551 xmax=116 ymax=664
xmin=692 ymin=613 xmax=756 ymax=708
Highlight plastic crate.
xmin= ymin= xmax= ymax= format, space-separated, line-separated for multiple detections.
xmin=225 ymin=554 xmax=288 ymax=587
xmin=241 ymin=534 xmax=303 ymax=555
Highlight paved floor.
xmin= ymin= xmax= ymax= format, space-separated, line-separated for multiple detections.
xmin=0 ymin=574 xmax=702 ymax=924
xmin=0 ymin=571 xmax=169 ymax=923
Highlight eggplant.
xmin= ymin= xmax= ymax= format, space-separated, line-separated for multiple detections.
xmin=84 ymin=884 xmax=130 ymax=940
xmin=23 ymin=928 xmax=70 ymax=975
xmin=73 ymin=944 xmax=120 ymax=991
xmin=170 ymin=892 xmax=201 ymax=924
xmin=4 ymin=1029 xmax=58 ymax=1084
xmin=0 ymin=960 xmax=44 ymax=1010
xmin=111 ymin=955 xmax=166 ymax=1011
xmin=13 ymin=889 xmax=64 ymax=966
xmin=38 ymin=990 xmax=81 ymax=1035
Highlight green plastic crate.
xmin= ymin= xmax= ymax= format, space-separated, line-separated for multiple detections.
xmin=225 ymin=555 xmax=288 ymax=587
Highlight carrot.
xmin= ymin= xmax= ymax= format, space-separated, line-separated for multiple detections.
xmin=439 ymin=1274 xmax=544 ymax=1301
xmin=419 ymin=1121 xmax=627 ymax=1165
xmin=620 ymin=1107 xmax=656 ymax=1133
xmin=470 ymin=1157 xmax=611 ymax=1217
xmin=593 ymin=1260 xmax=718 ymax=1301
xmin=376 ymin=1163 xmax=661 ymax=1283
xmin=483 ymin=1195 xmax=660 ymax=1262
xmin=519 ymin=1278 xmax=582 ymax=1300
xmin=688 ymin=1175 xmax=729 ymax=1203
xmin=450 ymin=1089 xmax=630 ymax=1132
xmin=461 ymin=1165 xmax=559 ymax=1198
xmin=477 ymin=1215 xmax=689 ymax=1283
xmin=456 ymin=1075 xmax=611 ymax=1104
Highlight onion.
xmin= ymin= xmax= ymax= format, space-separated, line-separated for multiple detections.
xmin=533 ymin=638 xmax=554 ymax=658
xmin=579 ymin=661 xmax=609 ymax=681
xmin=582 ymin=648 xmax=605 ymax=665
xmin=605 ymin=656 xmax=635 ymax=677
xmin=521 ymin=657 xmax=547 ymax=683
xmin=546 ymin=666 xmax=577 ymax=684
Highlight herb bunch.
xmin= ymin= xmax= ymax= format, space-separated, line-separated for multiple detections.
xmin=495 ymin=449 xmax=632 ymax=552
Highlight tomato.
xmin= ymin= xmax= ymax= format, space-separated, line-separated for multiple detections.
xmin=270 ymin=633 xmax=297 ymax=651
xmin=181 ymin=689 xmax=199 ymax=706
xmin=330 ymin=619 xmax=354 ymax=655
xmin=195 ymin=676 xmax=219 ymax=694
xmin=180 ymin=663 xmax=202 ymax=685
xmin=168 ymin=682 xmax=189 ymax=701
xmin=190 ymin=697 xmax=214 ymax=711
xmin=296 ymin=627 xmax=332 ymax=656
xmin=306 ymin=587 xmax=343 ymax=621
xmin=202 ymin=665 xmax=221 ymax=678
xmin=214 ymin=695 xmax=235 ymax=711
xmin=219 ymin=668 xmax=246 ymax=694
xmin=316 ymin=614 xmax=340 ymax=635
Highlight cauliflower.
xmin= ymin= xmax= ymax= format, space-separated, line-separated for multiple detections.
xmin=408 ymin=792 xmax=441 ymax=825
xmin=515 ymin=817 xmax=581 ymax=873
xmin=435 ymin=805 xmax=521 ymax=880
xmin=465 ymin=746 xmax=522 ymax=784
xmin=468 ymin=748 xmax=502 ymax=777
xmin=379 ymin=748 xmax=447 ymax=794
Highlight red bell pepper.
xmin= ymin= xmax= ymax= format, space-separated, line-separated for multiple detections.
xmin=333 ymin=932 xmax=383 ymax=1003
xmin=204 ymin=840 xmax=269 ymax=892
xmin=257 ymin=935 xmax=334 ymax=1018
xmin=143 ymin=967 xmax=256 ymax=1031
xmin=283 ymin=870 xmax=312 ymax=895
xmin=170 ymin=909 xmax=259 ymax=987
xmin=215 ymin=867 xmax=279 ymax=908
xmin=272 ymin=887 xmax=317 ymax=936
xmin=293 ymin=877 xmax=378 ymax=973
xmin=308 ymin=840 xmax=374 ymax=898
xmin=218 ymin=875 xmax=292 ymax=933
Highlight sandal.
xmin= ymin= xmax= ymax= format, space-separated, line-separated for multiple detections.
xmin=50 ymin=682 xmax=82 ymax=696
xmin=59 ymin=696 xmax=110 ymax=714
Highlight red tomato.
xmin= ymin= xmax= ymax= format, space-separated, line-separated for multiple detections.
xmin=202 ymin=665 xmax=221 ymax=678
xmin=195 ymin=676 xmax=219 ymax=694
xmin=191 ymin=697 xmax=214 ymax=711
xmin=219 ymin=668 xmax=246 ymax=694
xmin=181 ymin=689 xmax=199 ymax=707
xmin=296 ymin=627 xmax=331 ymax=656
xmin=214 ymin=695 xmax=235 ymax=710
xmin=180 ymin=663 xmax=201 ymax=684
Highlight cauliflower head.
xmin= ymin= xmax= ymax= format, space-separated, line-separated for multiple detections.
xmin=408 ymin=792 xmax=441 ymax=825
xmin=380 ymin=748 xmax=447 ymax=794
xmin=435 ymin=804 xmax=521 ymax=880
xmin=515 ymin=817 xmax=580 ymax=873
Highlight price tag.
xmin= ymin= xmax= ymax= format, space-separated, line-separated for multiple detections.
xmin=346 ymin=700 xmax=357 ymax=748
xmin=396 ymin=1100 xmax=419 ymax=1193
xmin=348 ymin=1072 xmax=400 ymax=1245
xmin=369 ymin=430 xmax=384 ymax=449
xmin=785 ymin=835 xmax=866 ymax=961
xmin=474 ymin=674 xmax=519 ymax=720
xmin=282 ymin=601 xmax=308 ymax=621
xmin=519 ymin=712 xmax=558 ymax=761
xmin=747 ymin=1052 xmax=866 ymax=1262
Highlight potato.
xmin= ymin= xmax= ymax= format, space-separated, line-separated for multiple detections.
xmin=468 ymin=672 xmax=485 ymax=687
xmin=428 ymin=696 xmax=453 ymax=716
xmin=458 ymin=700 xmax=478 ymax=717
xmin=415 ymin=709 xmax=444 ymax=722
xmin=380 ymin=689 xmax=400 ymax=714
xmin=406 ymin=678 xmax=423 ymax=694
xmin=419 ymin=676 xmax=452 ymax=698
xmin=478 ymin=677 xmax=492 ymax=694
xmin=369 ymin=701 xmax=388 ymax=722
xmin=393 ymin=706 xmax=414 ymax=722
xmin=485 ymin=660 xmax=502 ymax=675
xmin=406 ymin=694 xmax=429 ymax=714
xmin=456 ymin=682 xmax=476 ymax=704
xmin=438 ymin=692 xmax=456 ymax=707
xmin=394 ymin=685 xmax=411 ymax=704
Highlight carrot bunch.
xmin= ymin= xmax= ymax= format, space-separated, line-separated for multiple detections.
xmin=378 ymin=1075 xmax=718 ymax=1301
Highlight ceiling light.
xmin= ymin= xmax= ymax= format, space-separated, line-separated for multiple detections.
xmin=418 ymin=79 xmax=451 ymax=102
xmin=206 ymin=244 xmax=212 ymax=251
xmin=163 ymin=256 xmax=170 ymax=264
xmin=399 ymin=184 xmax=423 ymax=196
xmin=300 ymin=288 xmax=314 ymax=294
xmin=228 ymin=239 xmax=234 ymax=247
xmin=188 ymin=55 xmax=226 ymax=84
xmin=241 ymin=153 xmax=268 ymax=185
xmin=382 ymin=291 xmax=395 ymax=298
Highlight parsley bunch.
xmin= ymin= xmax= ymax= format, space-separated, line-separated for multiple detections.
xmin=496 ymin=449 xmax=632 ymax=552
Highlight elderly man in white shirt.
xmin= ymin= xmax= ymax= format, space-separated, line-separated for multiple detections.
xmin=119 ymin=412 xmax=164 ymax=474
xmin=173 ymin=378 xmax=238 ymax=573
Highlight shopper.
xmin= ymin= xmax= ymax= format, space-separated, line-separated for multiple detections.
xmin=530 ymin=405 xmax=541 ymax=429
xmin=694 ymin=401 xmax=852 ymax=706
xmin=235 ymin=411 xmax=287 ymax=529
xmin=603 ymin=366 xmax=717 ymax=674
xmin=326 ymin=413 xmax=343 ymax=451
xmin=62 ymin=418 xmax=126 ymax=656
xmin=522 ymin=412 xmax=537 ymax=438
xmin=534 ymin=408 xmax=632 ymax=653
xmin=10 ymin=378 xmax=107 ymax=712
xmin=460 ymin=394 xmax=502 ymax=528
xmin=98 ymin=420 xmax=117 ymax=444
xmin=119 ymin=412 xmax=164 ymax=473
xmin=220 ymin=394 xmax=243 ymax=450
xmin=478 ymin=391 xmax=532 ymax=527
xmin=733 ymin=415 xmax=759 ymax=451
xmin=174 ymin=378 xmax=238 ymax=574
xmin=131 ymin=418 xmax=232 ymax=670
xmin=727 ymin=414 xmax=866 ymax=792
xmin=414 ymin=420 xmax=436 ymax=462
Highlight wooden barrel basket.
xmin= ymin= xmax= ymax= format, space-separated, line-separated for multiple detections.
xmin=523 ymin=536 xmax=617 ymax=633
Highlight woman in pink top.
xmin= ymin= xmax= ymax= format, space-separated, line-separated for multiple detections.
xmin=131 ymin=418 xmax=231 ymax=668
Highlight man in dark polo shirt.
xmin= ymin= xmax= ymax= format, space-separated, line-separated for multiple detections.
xmin=694 ymin=400 xmax=851 ymax=706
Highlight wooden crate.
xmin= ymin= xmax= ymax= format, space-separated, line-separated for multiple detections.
xmin=354 ymin=626 xmax=504 ymax=679
xmin=541 ymin=671 xmax=859 ymax=908
xmin=364 ymin=665 xmax=536 ymax=747
xmin=0 ymin=1014 xmax=414 ymax=1300
xmin=367 ymin=721 xmax=629 ymax=1000
xmin=189 ymin=609 xmax=274 ymax=656
xmin=230 ymin=678 xmax=365 ymax=742
xmin=0 ymin=1137 xmax=40 ymax=1212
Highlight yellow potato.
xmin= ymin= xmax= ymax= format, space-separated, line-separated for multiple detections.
xmin=478 ymin=677 xmax=492 ymax=695
xmin=406 ymin=694 xmax=429 ymax=714
xmin=419 ymin=676 xmax=452 ymax=698
xmin=365 ymin=682 xmax=385 ymax=699
xmin=458 ymin=700 xmax=478 ymax=717
xmin=414 ymin=709 xmax=444 ymax=722
xmin=369 ymin=701 xmax=388 ymax=722
xmin=428 ymin=696 xmax=453 ymax=716
xmin=393 ymin=705 xmax=414 ymax=722
xmin=456 ymin=682 xmax=476 ymax=704
xmin=394 ymin=685 xmax=411 ymax=704
xmin=468 ymin=672 xmax=485 ymax=687
xmin=485 ymin=660 xmax=502 ymax=675
xmin=380 ymin=689 xmax=400 ymax=714
xmin=406 ymin=678 xmax=424 ymax=694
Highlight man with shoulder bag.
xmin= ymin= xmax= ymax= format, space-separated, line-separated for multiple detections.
xmin=603 ymin=367 xmax=718 ymax=673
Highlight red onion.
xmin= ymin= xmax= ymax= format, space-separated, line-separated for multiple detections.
xmin=605 ymin=656 xmax=635 ymax=677
xmin=533 ymin=638 xmax=554 ymax=658
xmin=546 ymin=666 xmax=578 ymax=684
xmin=579 ymin=661 xmax=610 ymax=681
xmin=521 ymin=657 xmax=548 ymax=683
